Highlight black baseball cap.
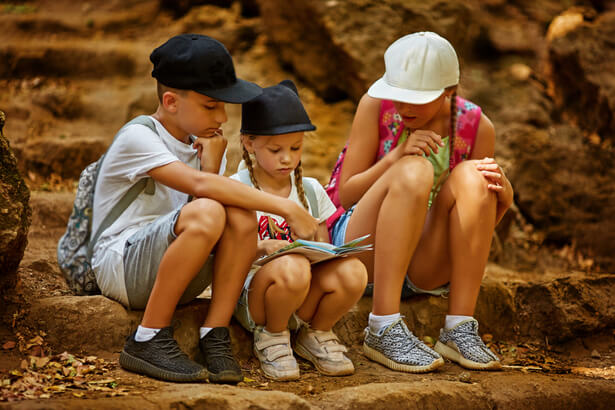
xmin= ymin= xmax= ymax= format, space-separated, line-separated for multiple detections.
xmin=241 ymin=80 xmax=316 ymax=135
xmin=150 ymin=34 xmax=262 ymax=103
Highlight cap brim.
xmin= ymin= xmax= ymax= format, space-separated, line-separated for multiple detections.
xmin=367 ymin=77 xmax=444 ymax=105
xmin=198 ymin=78 xmax=262 ymax=104
xmin=241 ymin=123 xmax=316 ymax=136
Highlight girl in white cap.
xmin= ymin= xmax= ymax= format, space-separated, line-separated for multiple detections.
xmin=326 ymin=32 xmax=513 ymax=372
xmin=231 ymin=80 xmax=368 ymax=381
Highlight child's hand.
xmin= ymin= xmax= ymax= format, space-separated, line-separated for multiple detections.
xmin=475 ymin=157 xmax=513 ymax=205
xmin=401 ymin=130 xmax=445 ymax=157
xmin=257 ymin=240 xmax=290 ymax=258
xmin=283 ymin=201 xmax=318 ymax=240
xmin=193 ymin=130 xmax=228 ymax=173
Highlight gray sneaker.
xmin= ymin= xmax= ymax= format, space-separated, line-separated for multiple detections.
xmin=434 ymin=318 xmax=502 ymax=370
xmin=363 ymin=318 xmax=444 ymax=373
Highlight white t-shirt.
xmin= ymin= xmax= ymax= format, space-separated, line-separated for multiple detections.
xmin=230 ymin=170 xmax=336 ymax=243
xmin=91 ymin=116 xmax=226 ymax=306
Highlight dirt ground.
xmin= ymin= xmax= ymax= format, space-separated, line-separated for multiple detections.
xmin=1 ymin=0 xmax=615 ymax=408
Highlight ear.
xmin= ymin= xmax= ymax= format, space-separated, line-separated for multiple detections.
xmin=241 ymin=134 xmax=256 ymax=154
xmin=162 ymin=91 xmax=179 ymax=113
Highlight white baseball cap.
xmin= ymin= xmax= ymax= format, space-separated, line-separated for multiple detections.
xmin=368 ymin=32 xmax=459 ymax=105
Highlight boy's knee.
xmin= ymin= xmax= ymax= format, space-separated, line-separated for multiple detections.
xmin=225 ymin=206 xmax=258 ymax=234
xmin=334 ymin=258 xmax=368 ymax=294
xmin=178 ymin=198 xmax=226 ymax=239
xmin=271 ymin=255 xmax=311 ymax=293
xmin=390 ymin=156 xmax=433 ymax=199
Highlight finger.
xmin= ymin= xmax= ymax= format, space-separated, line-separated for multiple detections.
xmin=487 ymin=184 xmax=504 ymax=192
xmin=419 ymin=135 xmax=439 ymax=153
xmin=481 ymin=171 xmax=502 ymax=180
xmin=476 ymin=163 xmax=500 ymax=171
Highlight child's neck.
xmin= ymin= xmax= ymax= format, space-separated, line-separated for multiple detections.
xmin=253 ymin=165 xmax=292 ymax=198
xmin=409 ymin=97 xmax=452 ymax=136
xmin=152 ymin=108 xmax=191 ymax=144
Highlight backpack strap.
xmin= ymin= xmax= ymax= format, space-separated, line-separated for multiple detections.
xmin=236 ymin=169 xmax=319 ymax=218
xmin=87 ymin=116 xmax=158 ymax=259
xmin=302 ymin=178 xmax=319 ymax=219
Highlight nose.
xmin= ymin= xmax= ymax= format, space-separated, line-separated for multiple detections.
xmin=215 ymin=103 xmax=227 ymax=125
xmin=280 ymin=150 xmax=291 ymax=164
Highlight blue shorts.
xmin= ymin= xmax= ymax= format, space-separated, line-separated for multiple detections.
xmin=123 ymin=208 xmax=214 ymax=309
xmin=331 ymin=205 xmax=355 ymax=247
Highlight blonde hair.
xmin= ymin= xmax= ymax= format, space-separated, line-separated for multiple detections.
xmin=241 ymin=135 xmax=310 ymax=211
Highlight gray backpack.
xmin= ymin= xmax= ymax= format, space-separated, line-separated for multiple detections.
xmin=57 ymin=116 xmax=157 ymax=295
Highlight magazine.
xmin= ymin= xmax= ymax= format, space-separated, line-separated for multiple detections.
xmin=254 ymin=235 xmax=372 ymax=266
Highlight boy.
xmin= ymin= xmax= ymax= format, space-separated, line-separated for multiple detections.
xmin=91 ymin=34 xmax=318 ymax=384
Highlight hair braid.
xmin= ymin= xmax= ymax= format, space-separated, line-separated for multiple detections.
xmin=294 ymin=161 xmax=310 ymax=211
xmin=242 ymin=146 xmax=260 ymax=189
xmin=449 ymin=90 xmax=457 ymax=169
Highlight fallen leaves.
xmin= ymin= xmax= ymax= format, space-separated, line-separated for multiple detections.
xmin=1 ymin=341 xmax=15 ymax=350
xmin=0 ymin=351 xmax=126 ymax=402
xmin=571 ymin=366 xmax=615 ymax=380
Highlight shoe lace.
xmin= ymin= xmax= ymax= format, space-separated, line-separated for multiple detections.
xmin=155 ymin=337 xmax=188 ymax=360
xmin=206 ymin=333 xmax=234 ymax=361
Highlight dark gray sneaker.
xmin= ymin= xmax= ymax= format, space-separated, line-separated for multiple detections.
xmin=434 ymin=318 xmax=502 ymax=370
xmin=363 ymin=318 xmax=444 ymax=373
xmin=119 ymin=327 xmax=208 ymax=382
xmin=198 ymin=327 xmax=243 ymax=384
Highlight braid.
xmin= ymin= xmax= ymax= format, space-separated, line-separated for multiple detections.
xmin=449 ymin=90 xmax=457 ymax=169
xmin=294 ymin=161 xmax=310 ymax=210
xmin=242 ymin=146 xmax=260 ymax=189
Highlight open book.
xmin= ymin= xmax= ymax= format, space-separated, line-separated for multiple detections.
xmin=254 ymin=235 xmax=372 ymax=266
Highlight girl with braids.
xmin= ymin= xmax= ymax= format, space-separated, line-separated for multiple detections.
xmin=230 ymin=80 xmax=368 ymax=381
xmin=325 ymin=32 xmax=513 ymax=373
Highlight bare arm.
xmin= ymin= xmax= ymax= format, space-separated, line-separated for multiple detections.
xmin=470 ymin=114 xmax=514 ymax=224
xmin=338 ymin=94 xmax=395 ymax=209
xmin=147 ymin=161 xmax=318 ymax=239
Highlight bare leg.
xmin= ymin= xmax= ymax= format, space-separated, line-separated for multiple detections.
xmin=248 ymin=254 xmax=311 ymax=333
xmin=408 ymin=160 xmax=497 ymax=315
xmin=296 ymin=257 xmax=367 ymax=330
xmin=205 ymin=207 xmax=258 ymax=328
xmin=343 ymin=156 xmax=433 ymax=315
xmin=141 ymin=199 xmax=226 ymax=328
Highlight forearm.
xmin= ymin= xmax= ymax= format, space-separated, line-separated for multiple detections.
xmin=339 ymin=155 xmax=396 ymax=209
xmin=194 ymin=173 xmax=293 ymax=216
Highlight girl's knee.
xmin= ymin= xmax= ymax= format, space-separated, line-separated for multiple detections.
xmin=271 ymin=254 xmax=311 ymax=293
xmin=389 ymin=156 xmax=433 ymax=199
xmin=452 ymin=161 xmax=495 ymax=205
xmin=334 ymin=258 xmax=368 ymax=295
xmin=178 ymin=198 xmax=226 ymax=238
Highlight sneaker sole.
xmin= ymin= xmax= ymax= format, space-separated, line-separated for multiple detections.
xmin=208 ymin=370 xmax=244 ymax=384
xmin=363 ymin=343 xmax=444 ymax=373
xmin=294 ymin=343 xmax=354 ymax=376
xmin=119 ymin=350 xmax=208 ymax=382
xmin=434 ymin=341 xmax=502 ymax=371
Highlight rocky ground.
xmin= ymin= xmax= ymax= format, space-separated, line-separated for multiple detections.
xmin=1 ymin=0 xmax=615 ymax=408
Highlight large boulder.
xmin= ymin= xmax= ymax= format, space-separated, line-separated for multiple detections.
xmin=256 ymin=0 xmax=478 ymax=102
xmin=0 ymin=111 xmax=31 ymax=276
xmin=548 ymin=11 xmax=615 ymax=142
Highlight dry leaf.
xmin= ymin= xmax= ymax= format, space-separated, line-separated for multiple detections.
xmin=2 ymin=341 xmax=16 ymax=350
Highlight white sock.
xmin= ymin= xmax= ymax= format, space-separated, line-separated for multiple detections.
xmin=134 ymin=325 xmax=161 ymax=342
xmin=368 ymin=312 xmax=401 ymax=334
xmin=445 ymin=315 xmax=473 ymax=330
xmin=199 ymin=327 xmax=213 ymax=339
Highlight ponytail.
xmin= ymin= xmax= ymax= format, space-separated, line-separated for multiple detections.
xmin=294 ymin=161 xmax=309 ymax=210
xmin=449 ymin=89 xmax=457 ymax=169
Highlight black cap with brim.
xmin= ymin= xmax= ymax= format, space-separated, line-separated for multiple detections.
xmin=198 ymin=78 xmax=262 ymax=104
xmin=241 ymin=79 xmax=316 ymax=135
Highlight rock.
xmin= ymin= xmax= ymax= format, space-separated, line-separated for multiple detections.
xmin=458 ymin=371 xmax=473 ymax=383
xmin=548 ymin=11 xmax=615 ymax=142
xmin=591 ymin=349 xmax=601 ymax=358
xmin=501 ymin=123 xmax=615 ymax=270
xmin=256 ymin=0 xmax=478 ymax=101
xmin=20 ymin=136 xmax=108 ymax=179
xmin=0 ymin=111 xmax=31 ymax=276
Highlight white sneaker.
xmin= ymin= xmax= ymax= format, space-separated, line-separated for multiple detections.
xmin=294 ymin=326 xmax=354 ymax=376
xmin=253 ymin=327 xmax=299 ymax=381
